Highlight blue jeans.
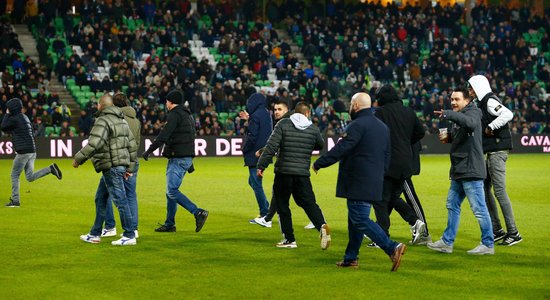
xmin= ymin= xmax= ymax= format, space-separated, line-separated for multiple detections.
xmin=442 ymin=180 xmax=494 ymax=247
xmin=248 ymin=167 xmax=269 ymax=216
xmin=11 ymin=153 xmax=51 ymax=202
xmin=165 ymin=157 xmax=199 ymax=227
xmin=90 ymin=166 xmax=135 ymax=238
xmin=344 ymin=200 xmax=399 ymax=261
xmin=105 ymin=161 xmax=139 ymax=230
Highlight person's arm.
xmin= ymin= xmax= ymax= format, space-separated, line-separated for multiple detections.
xmin=257 ymin=121 xmax=283 ymax=172
xmin=243 ymin=114 xmax=259 ymax=153
xmin=411 ymin=115 xmax=425 ymax=144
xmin=313 ymin=122 xmax=360 ymax=171
xmin=313 ymin=126 xmax=325 ymax=151
xmin=127 ymin=127 xmax=138 ymax=172
xmin=142 ymin=110 xmax=178 ymax=158
xmin=1 ymin=112 xmax=15 ymax=132
xmin=437 ymin=109 xmax=480 ymax=131
xmin=486 ymin=98 xmax=513 ymax=131
xmin=73 ymin=117 xmax=109 ymax=166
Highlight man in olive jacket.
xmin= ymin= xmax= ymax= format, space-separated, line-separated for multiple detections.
xmin=74 ymin=94 xmax=138 ymax=246
xmin=257 ymin=101 xmax=331 ymax=250
xmin=428 ymin=87 xmax=494 ymax=255
xmin=101 ymin=92 xmax=141 ymax=238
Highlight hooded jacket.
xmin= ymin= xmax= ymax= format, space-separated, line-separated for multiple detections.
xmin=243 ymin=93 xmax=272 ymax=166
xmin=1 ymin=98 xmax=35 ymax=154
xmin=257 ymin=113 xmax=324 ymax=176
xmin=375 ymin=86 xmax=425 ymax=180
xmin=74 ymin=105 xmax=137 ymax=173
xmin=120 ymin=106 xmax=141 ymax=149
xmin=440 ymin=102 xmax=486 ymax=180
xmin=468 ymin=75 xmax=513 ymax=152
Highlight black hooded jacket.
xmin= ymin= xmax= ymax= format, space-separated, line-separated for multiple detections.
xmin=1 ymin=98 xmax=35 ymax=154
xmin=375 ymin=86 xmax=425 ymax=180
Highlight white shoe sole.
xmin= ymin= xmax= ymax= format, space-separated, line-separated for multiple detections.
xmin=320 ymin=224 xmax=331 ymax=250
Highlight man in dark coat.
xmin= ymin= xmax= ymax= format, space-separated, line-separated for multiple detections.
xmin=374 ymin=85 xmax=427 ymax=244
xmin=142 ymin=89 xmax=209 ymax=233
xmin=240 ymin=93 xmax=272 ymax=220
xmin=314 ymin=92 xmax=406 ymax=272
xmin=2 ymin=98 xmax=62 ymax=207
xmin=428 ymin=87 xmax=494 ymax=255
xmin=257 ymin=102 xmax=330 ymax=249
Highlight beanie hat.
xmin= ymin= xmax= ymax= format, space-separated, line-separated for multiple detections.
xmin=166 ymin=89 xmax=183 ymax=105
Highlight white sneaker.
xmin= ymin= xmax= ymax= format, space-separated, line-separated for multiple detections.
xmin=410 ymin=220 xmax=427 ymax=244
xmin=467 ymin=244 xmax=494 ymax=255
xmin=253 ymin=216 xmax=272 ymax=228
xmin=320 ymin=224 xmax=331 ymax=250
xmin=304 ymin=222 xmax=315 ymax=229
xmin=101 ymin=228 xmax=117 ymax=237
xmin=427 ymin=239 xmax=453 ymax=253
xmin=120 ymin=230 xmax=139 ymax=238
xmin=80 ymin=234 xmax=100 ymax=244
xmin=111 ymin=237 xmax=137 ymax=246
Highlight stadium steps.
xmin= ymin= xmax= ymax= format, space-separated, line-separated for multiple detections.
xmin=274 ymin=29 xmax=308 ymax=66
xmin=13 ymin=24 xmax=40 ymax=62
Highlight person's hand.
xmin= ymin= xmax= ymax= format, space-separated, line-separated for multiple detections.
xmin=239 ymin=110 xmax=249 ymax=120
xmin=142 ymin=150 xmax=150 ymax=161
xmin=124 ymin=171 xmax=133 ymax=180
xmin=255 ymin=150 xmax=261 ymax=158
xmin=257 ymin=168 xmax=264 ymax=178
xmin=485 ymin=127 xmax=494 ymax=136
xmin=434 ymin=110 xmax=444 ymax=119
xmin=6 ymin=108 xmax=9 ymax=114
xmin=72 ymin=160 xmax=79 ymax=168
xmin=312 ymin=165 xmax=319 ymax=174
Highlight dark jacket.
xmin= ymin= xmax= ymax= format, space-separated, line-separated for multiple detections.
xmin=243 ymin=93 xmax=272 ymax=166
xmin=74 ymin=106 xmax=137 ymax=173
xmin=147 ymin=105 xmax=195 ymax=158
xmin=375 ymin=101 xmax=425 ymax=180
xmin=257 ymin=113 xmax=324 ymax=176
xmin=1 ymin=98 xmax=35 ymax=154
xmin=314 ymin=109 xmax=391 ymax=202
xmin=441 ymin=102 xmax=486 ymax=180
xmin=478 ymin=93 xmax=512 ymax=152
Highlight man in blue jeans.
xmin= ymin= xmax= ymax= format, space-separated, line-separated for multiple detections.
xmin=142 ymin=89 xmax=208 ymax=233
xmin=2 ymin=98 xmax=62 ymax=207
xmin=429 ymin=87 xmax=494 ymax=255
xmin=313 ymin=93 xmax=406 ymax=271
xmin=240 ymin=93 xmax=272 ymax=222
xmin=74 ymin=94 xmax=138 ymax=246
xmin=101 ymin=92 xmax=141 ymax=239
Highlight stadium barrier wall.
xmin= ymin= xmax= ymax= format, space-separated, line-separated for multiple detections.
xmin=0 ymin=135 xmax=549 ymax=159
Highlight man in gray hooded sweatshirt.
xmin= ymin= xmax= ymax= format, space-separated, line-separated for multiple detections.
xmin=468 ymin=75 xmax=521 ymax=246
xmin=257 ymin=102 xmax=331 ymax=250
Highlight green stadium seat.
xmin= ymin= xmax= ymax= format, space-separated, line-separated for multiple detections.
xmin=80 ymin=85 xmax=91 ymax=93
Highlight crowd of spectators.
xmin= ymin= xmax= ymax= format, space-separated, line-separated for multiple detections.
xmin=0 ymin=16 xmax=73 ymax=138
xmin=2 ymin=0 xmax=549 ymax=138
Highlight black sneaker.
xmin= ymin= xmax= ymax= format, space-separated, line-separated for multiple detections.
xmin=50 ymin=163 xmax=62 ymax=180
xmin=5 ymin=200 xmax=20 ymax=207
xmin=155 ymin=223 xmax=176 ymax=232
xmin=500 ymin=232 xmax=522 ymax=246
xmin=494 ymin=229 xmax=506 ymax=242
xmin=194 ymin=209 xmax=209 ymax=232
xmin=336 ymin=260 xmax=359 ymax=268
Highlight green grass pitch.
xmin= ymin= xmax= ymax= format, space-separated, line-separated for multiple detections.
xmin=0 ymin=154 xmax=549 ymax=299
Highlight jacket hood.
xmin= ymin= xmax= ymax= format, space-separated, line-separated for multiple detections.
xmin=100 ymin=105 xmax=124 ymax=118
xmin=120 ymin=106 xmax=137 ymax=119
xmin=290 ymin=113 xmax=312 ymax=130
xmin=246 ymin=93 xmax=266 ymax=114
xmin=376 ymin=85 xmax=401 ymax=106
xmin=7 ymin=98 xmax=23 ymax=114
xmin=468 ymin=75 xmax=492 ymax=100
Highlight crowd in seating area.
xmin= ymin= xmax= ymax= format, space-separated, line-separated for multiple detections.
xmin=2 ymin=0 xmax=549 ymax=138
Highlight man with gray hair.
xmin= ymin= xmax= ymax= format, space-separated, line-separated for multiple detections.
xmin=74 ymin=93 xmax=138 ymax=246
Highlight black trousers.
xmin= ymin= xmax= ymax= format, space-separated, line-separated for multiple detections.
xmin=264 ymin=187 xmax=278 ymax=222
xmin=403 ymin=177 xmax=429 ymax=235
xmin=373 ymin=177 xmax=418 ymax=237
xmin=274 ymin=173 xmax=326 ymax=242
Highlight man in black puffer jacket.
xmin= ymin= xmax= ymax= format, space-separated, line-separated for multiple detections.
xmin=142 ymin=89 xmax=209 ymax=234
xmin=257 ymin=102 xmax=331 ymax=250
xmin=1 ymin=98 xmax=62 ymax=207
